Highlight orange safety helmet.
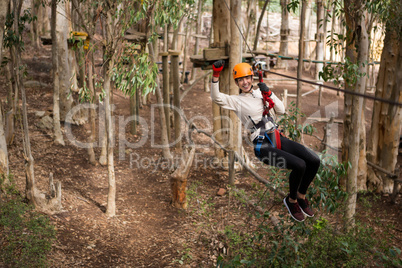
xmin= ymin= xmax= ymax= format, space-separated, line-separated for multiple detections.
xmin=232 ymin=62 xmax=254 ymax=80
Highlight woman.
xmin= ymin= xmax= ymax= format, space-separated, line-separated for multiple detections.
xmin=211 ymin=60 xmax=320 ymax=222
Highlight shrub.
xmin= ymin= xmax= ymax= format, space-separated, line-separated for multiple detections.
xmin=0 ymin=177 xmax=56 ymax=267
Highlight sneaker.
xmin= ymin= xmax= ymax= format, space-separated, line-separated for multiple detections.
xmin=283 ymin=195 xmax=305 ymax=222
xmin=297 ymin=198 xmax=314 ymax=217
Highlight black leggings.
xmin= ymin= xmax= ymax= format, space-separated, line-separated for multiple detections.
xmin=254 ymin=135 xmax=320 ymax=200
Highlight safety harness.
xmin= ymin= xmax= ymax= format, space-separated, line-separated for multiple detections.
xmin=252 ymin=66 xmax=282 ymax=158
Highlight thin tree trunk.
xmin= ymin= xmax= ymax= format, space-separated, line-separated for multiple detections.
xmin=229 ymin=0 xmax=242 ymax=157
xmin=278 ymin=0 xmax=289 ymax=69
xmin=148 ymin=42 xmax=173 ymax=160
xmin=104 ymin=11 xmax=116 ymax=217
xmin=172 ymin=53 xmax=182 ymax=151
xmin=10 ymin=0 xmax=36 ymax=204
xmin=11 ymin=47 xmax=18 ymax=117
xmin=31 ymin=0 xmax=41 ymax=48
xmin=56 ymin=1 xmax=73 ymax=122
xmin=181 ymin=19 xmax=190 ymax=84
xmin=0 ymin=101 xmax=9 ymax=176
xmin=323 ymin=0 xmax=333 ymax=61
xmin=296 ymin=0 xmax=307 ymax=127
xmin=191 ymin=0 xmax=203 ymax=82
xmin=253 ymin=0 xmax=270 ymax=51
xmin=130 ymin=94 xmax=137 ymax=135
xmin=87 ymin=53 xmax=96 ymax=165
xmin=316 ymin=0 xmax=325 ymax=81
xmin=303 ymin=0 xmax=312 ymax=69
xmin=38 ymin=1 xmax=50 ymax=36
xmin=104 ymin=69 xmax=116 ymax=217
xmin=51 ymin=0 xmax=65 ymax=145
xmin=245 ymin=0 xmax=257 ymax=50
xmin=0 ymin=0 xmax=10 ymax=177
xmin=162 ymin=25 xmax=171 ymax=140
xmin=0 ymin=0 xmax=10 ymax=61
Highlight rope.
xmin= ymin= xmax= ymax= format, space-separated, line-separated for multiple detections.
xmin=221 ymin=0 xmax=402 ymax=108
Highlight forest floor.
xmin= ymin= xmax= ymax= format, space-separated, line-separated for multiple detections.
xmin=1 ymin=37 xmax=401 ymax=267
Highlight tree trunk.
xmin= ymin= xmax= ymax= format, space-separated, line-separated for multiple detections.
xmin=162 ymin=26 xmax=171 ymax=141
xmin=0 ymin=0 xmax=10 ymax=177
xmin=212 ymin=0 xmax=230 ymax=161
xmin=104 ymin=11 xmax=116 ymax=217
xmin=0 ymin=0 xmax=9 ymax=59
xmin=277 ymin=0 xmax=289 ymax=69
xmin=148 ymin=42 xmax=173 ymax=160
xmin=323 ymin=0 xmax=333 ymax=61
xmin=87 ymin=53 xmax=96 ymax=165
xmin=172 ymin=53 xmax=182 ymax=151
xmin=343 ymin=0 xmax=370 ymax=229
xmin=229 ymin=0 xmax=242 ymax=158
xmin=303 ymin=0 xmax=312 ymax=69
xmin=296 ymin=0 xmax=307 ymax=127
xmin=171 ymin=146 xmax=195 ymax=209
xmin=31 ymin=0 xmax=41 ymax=48
xmin=181 ymin=19 xmax=190 ymax=84
xmin=367 ymin=19 xmax=402 ymax=193
xmin=245 ymin=0 xmax=257 ymax=49
xmin=0 ymin=102 xmax=9 ymax=177
xmin=130 ymin=94 xmax=137 ymax=135
xmin=56 ymin=1 xmax=73 ymax=122
xmin=104 ymin=68 xmax=116 ymax=217
xmin=253 ymin=0 xmax=270 ymax=51
xmin=191 ymin=0 xmax=203 ymax=82
xmin=12 ymin=0 xmax=61 ymax=213
xmin=38 ymin=1 xmax=50 ymax=36
xmin=315 ymin=0 xmax=325 ymax=82
xmin=51 ymin=0 xmax=65 ymax=145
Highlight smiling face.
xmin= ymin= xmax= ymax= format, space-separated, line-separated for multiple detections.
xmin=235 ymin=75 xmax=253 ymax=93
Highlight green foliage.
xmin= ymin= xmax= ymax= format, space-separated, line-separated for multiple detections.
xmin=264 ymin=0 xmax=281 ymax=13
xmin=111 ymin=44 xmax=158 ymax=97
xmin=300 ymin=221 xmax=402 ymax=267
xmin=277 ymin=101 xmax=316 ymax=142
xmin=173 ymin=244 xmax=193 ymax=265
xmin=4 ymin=8 xmax=36 ymax=49
xmin=0 ymin=177 xmax=56 ymax=268
xmin=287 ymin=0 xmax=299 ymax=14
xmin=218 ymin=205 xmax=401 ymax=267
xmin=319 ymin=57 xmax=366 ymax=87
xmin=308 ymin=154 xmax=348 ymax=213
xmin=380 ymin=0 xmax=402 ymax=40
xmin=153 ymin=0 xmax=196 ymax=29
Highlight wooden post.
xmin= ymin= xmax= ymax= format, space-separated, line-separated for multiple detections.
xmin=170 ymin=50 xmax=182 ymax=151
xmin=161 ymin=52 xmax=170 ymax=140
xmin=228 ymin=150 xmax=235 ymax=186
xmin=282 ymin=89 xmax=288 ymax=109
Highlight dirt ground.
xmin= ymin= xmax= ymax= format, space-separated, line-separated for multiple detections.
xmin=1 ymin=34 xmax=401 ymax=267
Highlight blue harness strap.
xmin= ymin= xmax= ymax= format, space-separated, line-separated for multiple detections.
xmin=254 ymin=135 xmax=264 ymax=158
xmin=255 ymin=133 xmax=275 ymax=159
xmin=264 ymin=132 xmax=275 ymax=147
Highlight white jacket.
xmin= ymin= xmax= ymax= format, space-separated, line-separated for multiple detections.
xmin=211 ymin=81 xmax=285 ymax=141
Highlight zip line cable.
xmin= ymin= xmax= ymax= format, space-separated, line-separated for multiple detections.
xmin=221 ymin=0 xmax=402 ymax=108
